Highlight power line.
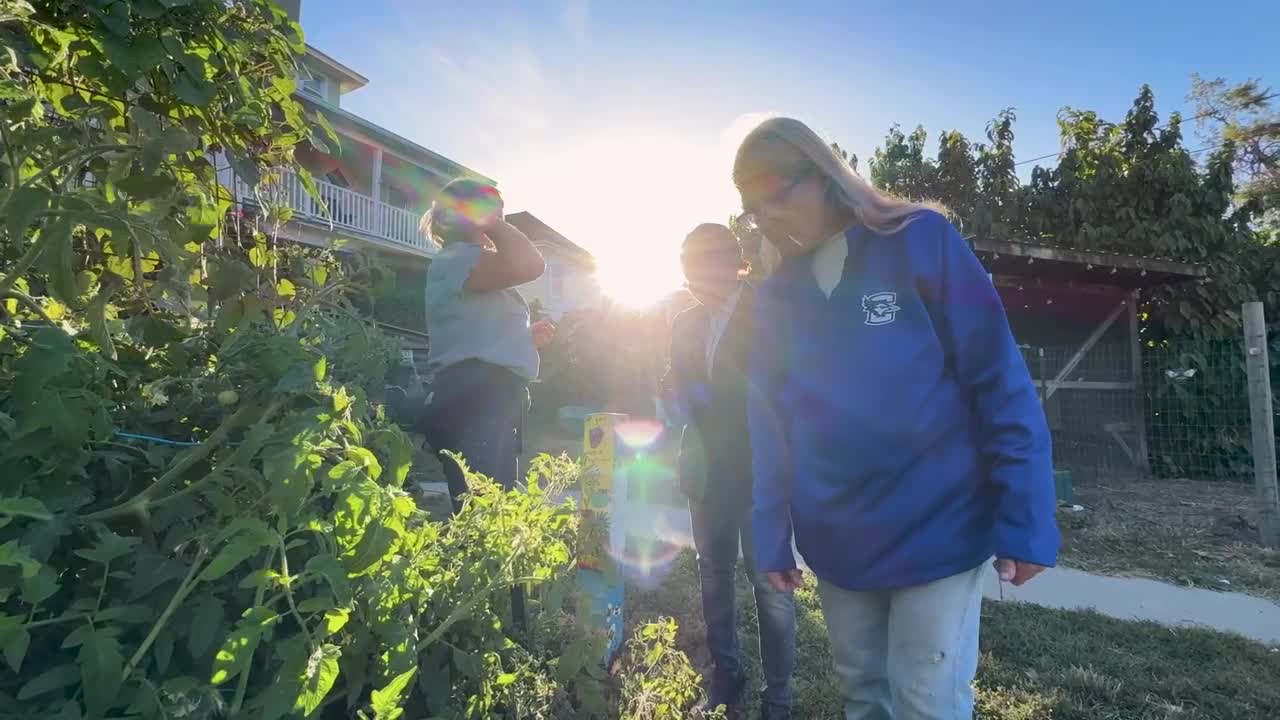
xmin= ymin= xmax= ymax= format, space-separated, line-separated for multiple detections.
xmin=1012 ymin=91 xmax=1278 ymax=168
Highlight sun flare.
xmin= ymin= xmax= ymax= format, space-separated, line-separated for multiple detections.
xmin=497 ymin=128 xmax=747 ymax=308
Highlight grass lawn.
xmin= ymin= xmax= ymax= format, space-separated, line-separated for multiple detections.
xmin=1058 ymin=478 xmax=1280 ymax=601
xmin=627 ymin=552 xmax=1280 ymax=720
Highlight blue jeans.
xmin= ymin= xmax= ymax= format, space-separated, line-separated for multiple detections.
xmin=816 ymin=563 xmax=986 ymax=720
xmin=424 ymin=360 xmax=526 ymax=509
xmin=424 ymin=360 xmax=528 ymax=628
xmin=689 ymin=493 xmax=797 ymax=709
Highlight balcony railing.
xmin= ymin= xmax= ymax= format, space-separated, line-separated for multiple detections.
xmin=225 ymin=166 xmax=430 ymax=254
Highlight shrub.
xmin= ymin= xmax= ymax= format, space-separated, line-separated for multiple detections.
xmin=617 ymin=619 xmax=723 ymax=720
xmin=0 ymin=4 xmax=711 ymax=718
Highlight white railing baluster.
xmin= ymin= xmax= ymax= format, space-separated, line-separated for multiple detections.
xmin=223 ymin=166 xmax=428 ymax=253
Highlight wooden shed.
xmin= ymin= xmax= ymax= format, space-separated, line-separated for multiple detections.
xmin=972 ymin=238 xmax=1208 ymax=482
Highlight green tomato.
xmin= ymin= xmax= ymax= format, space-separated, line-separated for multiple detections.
xmin=217 ymin=390 xmax=240 ymax=407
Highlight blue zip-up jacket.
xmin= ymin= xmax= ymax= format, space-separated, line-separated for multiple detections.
xmin=749 ymin=211 xmax=1059 ymax=591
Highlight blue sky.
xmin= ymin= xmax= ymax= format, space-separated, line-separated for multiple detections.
xmin=300 ymin=0 xmax=1280 ymax=295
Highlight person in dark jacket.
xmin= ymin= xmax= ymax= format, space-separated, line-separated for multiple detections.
xmin=664 ymin=223 xmax=796 ymax=720
xmin=733 ymin=117 xmax=1060 ymax=720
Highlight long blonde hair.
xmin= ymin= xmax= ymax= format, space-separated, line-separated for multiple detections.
xmin=733 ymin=116 xmax=940 ymax=236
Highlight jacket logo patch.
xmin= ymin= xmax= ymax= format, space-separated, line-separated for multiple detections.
xmin=862 ymin=292 xmax=901 ymax=326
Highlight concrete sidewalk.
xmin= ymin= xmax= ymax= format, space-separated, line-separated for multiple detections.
xmin=983 ymin=565 xmax=1280 ymax=645
xmin=615 ymin=499 xmax=1280 ymax=645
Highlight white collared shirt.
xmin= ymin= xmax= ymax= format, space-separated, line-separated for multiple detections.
xmin=813 ymin=230 xmax=849 ymax=299
xmin=705 ymin=283 xmax=744 ymax=377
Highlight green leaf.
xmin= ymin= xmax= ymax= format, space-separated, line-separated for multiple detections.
xmin=264 ymin=446 xmax=319 ymax=519
xmin=200 ymin=525 xmax=276 ymax=583
xmin=187 ymin=597 xmax=224 ymax=658
xmin=333 ymin=387 xmax=352 ymax=414
xmin=80 ymin=625 xmax=125 ymax=717
xmin=249 ymin=243 xmax=271 ymax=268
xmin=94 ymin=605 xmax=152 ymax=625
xmin=313 ymin=356 xmax=327 ymax=382
xmin=1 ymin=623 xmax=30 ymax=673
xmin=74 ymin=531 xmax=141 ymax=565
xmin=5 ymin=186 xmax=50 ymax=240
xmin=346 ymin=447 xmax=383 ymax=481
xmin=17 ymin=663 xmax=79 ymax=700
xmin=0 ymin=541 xmax=40 ymax=578
xmin=21 ymin=565 xmax=60 ymax=605
xmin=304 ymin=555 xmax=352 ymax=604
xmin=117 ymin=173 xmax=173 ymax=199
xmin=174 ymin=72 xmax=213 ymax=106
xmin=153 ymin=628 xmax=174 ymax=674
xmin=320 ymin=608 xmax=349 ymax=638
xmin=296 ymin=644 xmax=341 ymax=716
xmin=125 ymin=678 xmax=161 ymax=717
xmin=495 ymin=672 xmax=518 ymax=686
xmin=90 ymin=0 xmax=131 ymax=36
xmin=210 ymin=607 xmax=278 ymax=685
xmin=61 ymin=622 xmax=98 ymax=650
xmin=53 ymin=700 xmax=82 ymax=720
xmin=277 ymin=278 xmax=296 ymax=297
xmin=296 ymin=596 xmax=334 ymax=613
xmin=0 ymin=497 xmax=52 ymax=520
xmin=343 ymin=519 xmax=398 ymax=575
xmin=273 ymin=307 xmax=297 ymax=329
xmin=377 ymin=429 xmax=413 ymax=488
xmin=87 ymin=290 xmax=116 ymax=360
xmin=370 ymin=668 xmax=417 ymax=720
xmin=132 ymin=0 xmax=168 ymax=19
xmin=39 ymin=219 xmax=78 ymax=304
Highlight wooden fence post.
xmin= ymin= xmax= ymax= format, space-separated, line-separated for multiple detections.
xmin=1243 ymin=302 xmax=1280 ymax=548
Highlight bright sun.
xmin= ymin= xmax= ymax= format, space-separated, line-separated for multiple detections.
xmin=497 ymin=128 xmax=746 ymax=308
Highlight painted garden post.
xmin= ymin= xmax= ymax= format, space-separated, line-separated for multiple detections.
xmin=577 ymin=413 xmax=627 ymax=663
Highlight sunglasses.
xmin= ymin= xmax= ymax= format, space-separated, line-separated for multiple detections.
xmin=740 ymin=171 xmax=810 ymax=222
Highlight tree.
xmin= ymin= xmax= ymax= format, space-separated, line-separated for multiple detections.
xmin=934 ymin=130 xmax=978 ymax=230
xmin=830 ymin=141 xmax=859 ymax=175
xmin=975 ymin=109 xmax=1019 ymax=237
xmin=869 ymin=124 xmax=936 ymax=201
xmin=1190 ymin=74 xmax=1280 ymax=230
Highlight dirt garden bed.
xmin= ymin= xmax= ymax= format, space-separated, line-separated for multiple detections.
xmin=1058 ymin=478 xmax=1280 ymax=602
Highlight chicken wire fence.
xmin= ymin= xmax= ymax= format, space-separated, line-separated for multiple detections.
xmin=1020 ymin=336 xmax=1264 ymax=485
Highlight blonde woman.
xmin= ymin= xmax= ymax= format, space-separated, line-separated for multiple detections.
xmin=733 ymin=117 xmax=1058 ymax=720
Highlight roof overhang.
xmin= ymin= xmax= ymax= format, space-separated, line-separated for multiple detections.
xmin=971 ymin=237 xmax=1208 ymax=291
xmin=303 ymin=44 xmax=368 ymax=94
xmin=295 ymin=94 xmax=496 ymax=186
xmin=506 ymin=211 xmax=595 ymax=269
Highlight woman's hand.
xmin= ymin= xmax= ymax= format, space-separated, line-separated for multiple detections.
xmin=765 ymin=569 xmax=804 ymax=593
xmin=993 ymin=558 xmax=1046 ymax=586
xmin=532 ymin=320 xmax=556 ymax=348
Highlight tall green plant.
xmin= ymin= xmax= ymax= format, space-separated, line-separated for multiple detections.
xmin=0 ymin=3 xmax=636 ymax=718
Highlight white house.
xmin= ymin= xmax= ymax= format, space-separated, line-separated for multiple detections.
xmin=220 ymin=0 xmax=594 ymax=371
xmin=506 ymin=212 xmax=601 ymax=320
xmin=218 ymin=42 xmax=490 ymax=261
